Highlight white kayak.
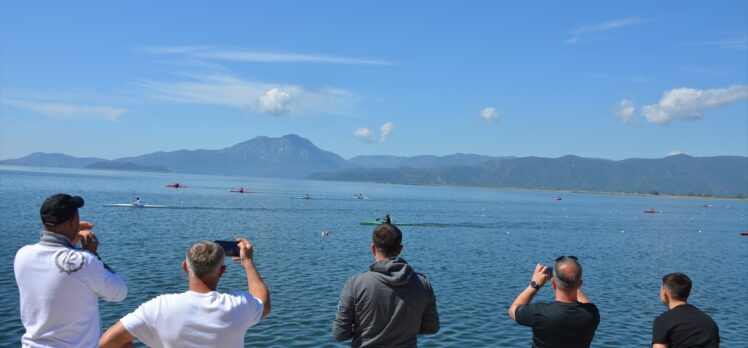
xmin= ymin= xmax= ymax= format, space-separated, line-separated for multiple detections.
xmin=103 ymin=203 xmax=169 ymax=208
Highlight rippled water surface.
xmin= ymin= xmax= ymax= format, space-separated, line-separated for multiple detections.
xmin=1 ymin=165 xmax=746 ymax=347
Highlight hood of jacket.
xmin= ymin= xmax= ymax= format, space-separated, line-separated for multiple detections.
xmin=369 ymin=256 xmax=414 ymax=287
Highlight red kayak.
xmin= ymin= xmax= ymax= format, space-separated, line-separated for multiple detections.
xmin=166 ymin=183 xmax=186 ymax=188
xmin=643 ymin=208 xmax=659 ymax=214
xmin=741 ymin=232 xmax=748 ymax=236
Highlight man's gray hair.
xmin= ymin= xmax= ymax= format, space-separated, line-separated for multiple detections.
xmin=553 ymin=257 xmax=583 ymax=290
xmin=186 ymin=241 xmax=225 ymax=278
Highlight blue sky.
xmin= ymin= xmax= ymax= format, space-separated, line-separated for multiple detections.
xmin=1 ymin=1 xmax=747 ymax=161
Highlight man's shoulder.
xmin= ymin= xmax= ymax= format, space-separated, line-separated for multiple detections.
xmin=413 ymin=271 xmax=434 ymax=288
xmin=344 ymin=271 xmax=372 ymax=288
xmin=667 ymin=304 xmax=718 ymax=324
xmin=523 ymin=301 xmax=598 ymax=313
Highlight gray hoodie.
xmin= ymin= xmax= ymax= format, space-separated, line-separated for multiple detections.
xmin=333 ymin=257 xmax=440 ymax=347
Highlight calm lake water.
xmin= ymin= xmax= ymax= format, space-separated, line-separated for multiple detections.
xmin=1 ymin=165 xmax=746 ymax=347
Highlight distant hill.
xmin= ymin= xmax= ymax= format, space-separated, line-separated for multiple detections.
xmin=348 ymin=153 xmax=509 ymax=168
xmin=4 ymin=137 xmax=746 ymax=197
xmin=0 ymin=153 xmax=106 ymax=168
xmin=311 ymin=154 xmax=748 ymax=198
xmin=113 ymin=134 xmax=349 ymax=178
xmin=85 ymin=162 xmax=169 ymax=173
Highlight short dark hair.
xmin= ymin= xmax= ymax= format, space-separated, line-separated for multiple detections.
xmin=662 ymin=273 xmax=692 ymax=301
xmin=372 ymin=224 xmax=402 ymax=257
xmin=553 ymin=256 xmax=583 ymax=289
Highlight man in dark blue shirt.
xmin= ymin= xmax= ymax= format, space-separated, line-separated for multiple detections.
xmin=508 ymin=256 xmax=599 ymax=348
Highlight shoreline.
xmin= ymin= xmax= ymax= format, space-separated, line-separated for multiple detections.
xmin=320 ymin=179 xmax=747 ymax=202
xmin=2 ymin=164 xmax=745 ymax=202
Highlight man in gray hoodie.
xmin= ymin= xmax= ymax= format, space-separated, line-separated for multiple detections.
xmin=333 ymin=223 xmax=440 ymax=347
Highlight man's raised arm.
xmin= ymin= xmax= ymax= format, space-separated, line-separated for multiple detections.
xmin=236 ymin=238 xmax=271 ymax=317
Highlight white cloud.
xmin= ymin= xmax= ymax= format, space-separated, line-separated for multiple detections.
xmin=686 ymin=36 xmax=748 ymax=50
xmin=354 ymin=122 xmax=395 ymax=144
xmin=480 ymin=107 xmax=499 ymax=123
xmin=137 ymin=74 xmax=353 ymax=116
xmin=567 ymin=17 xmax=647 ymax=44
xmin=353 ymin=127 xmax=376 ymax=143
xmin=612 ymin=99 xmax=637 ymax=123
xmin=380 ymin=122 xmax=395 ymax=142
xmin=258 ymin=88 xmax=293 ymax=116
xmin=144 ymin=46 xmax=392 ymax=65
xmin=1 ymin=98 xmax=126 ymax=121
xmin=641 ymin=85 xmax=748 ymax=124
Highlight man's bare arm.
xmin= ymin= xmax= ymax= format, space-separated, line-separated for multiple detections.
xmin=577 ymin=288 xmax=590 ymax=304
xmin=508 ymin=264 xmax=550 ymax=321
xmin=236 ymin=238 xmax=271 ymax=317
xmin=99 ymin=321 xmax=136 ymax=348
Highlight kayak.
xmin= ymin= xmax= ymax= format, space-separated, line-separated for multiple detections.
xmin=360 ymin=220 xmax=388 ymax=225
xmin=104 ymin=203 xmax=168 ymax=208
xmin=643 ymin=209 xmax=659 ymax=214
xmin=166 ymin=184 xmax=186 ymax=188
xmin=360 ymin=220 xmax=418 ymax=226
xmin=230 ymin=190 xmax=249 ymax=193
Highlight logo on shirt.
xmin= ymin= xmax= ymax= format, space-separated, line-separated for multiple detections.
xmin=54 ymin=250 xmax=84 ymax=274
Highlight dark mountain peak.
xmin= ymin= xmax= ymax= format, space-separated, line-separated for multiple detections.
xmin=111 ymin=134 xmax=349 ymax=178
xmin=228 ymin=134 xmax=311 ymax=151
xmin=280 ymin=133 xmax=305 ymax=142
xmin=666 ymin=153 xmax=692 ymax=158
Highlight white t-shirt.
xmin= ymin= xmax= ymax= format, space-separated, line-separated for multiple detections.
xmin=121 ymin=290 xmax=264 ymax=348
xmin=14 ymin=243 xmax=128 ymax=348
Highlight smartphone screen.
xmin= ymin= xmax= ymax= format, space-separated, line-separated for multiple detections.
xmin=546 ymin=266 xmax=554 ymax=276
xmin=214 ymin=240 xmax=240 ymax=257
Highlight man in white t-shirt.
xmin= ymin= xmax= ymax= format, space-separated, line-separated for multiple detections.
xmin=14 ymin=193 xmax=128 ymax=348
xmin=99 ymin=238 xmax=271 ymax=348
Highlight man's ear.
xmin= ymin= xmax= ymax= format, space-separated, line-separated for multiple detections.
xmin=551 ymin=277 xmax=557 ymax=290
xmin=396 ymin=245 xmax=404 ymax=256
xmin=182 ymin=261 xmax=189 ymax=276
xmin=371 ymin=243 xmax=377 ymax=256
xmin=218 ymin=265 xmax=227 ymax=278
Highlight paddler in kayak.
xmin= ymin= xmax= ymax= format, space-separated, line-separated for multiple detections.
xmin=132 ymin=197 xmax=144 ymax=207
xmin=376 ymin=214 xmax=391 ymax=224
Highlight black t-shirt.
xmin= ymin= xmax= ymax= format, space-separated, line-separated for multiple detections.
xmin=652 ymin=304 xmax=720 ymax=348
xmin=515 ymin=301 xmax=600 ymax=348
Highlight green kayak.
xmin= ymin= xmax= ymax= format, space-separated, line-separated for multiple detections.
xmin=360 ymin=220 xmax=390 ymax=225
xmin=360 ymin=220 xmax=418 ymax=226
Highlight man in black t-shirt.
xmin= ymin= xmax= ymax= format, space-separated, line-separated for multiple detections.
xmin=652 ymin=272 xmax=719 ymax=348
xmin=508 ymin=256 xmax=600 ymax=348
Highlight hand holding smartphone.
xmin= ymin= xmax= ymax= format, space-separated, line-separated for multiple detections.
xmin=214 ymin=240 xmax=240 ymax=257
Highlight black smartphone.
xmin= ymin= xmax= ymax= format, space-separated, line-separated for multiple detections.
xmin=545 ymin=266 xmax=554 ymax=276
xmin=214 ymin=240 xmax=240 ymax=257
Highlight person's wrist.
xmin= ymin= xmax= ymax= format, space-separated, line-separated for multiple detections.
xmin=530 ymin=280 xmax=542 ymax=290
xmin=242 ymin=259 xmax=256 ymax=268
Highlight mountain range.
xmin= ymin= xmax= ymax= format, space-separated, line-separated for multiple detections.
xmin=3 ymin=134 xmax=746 ymax=197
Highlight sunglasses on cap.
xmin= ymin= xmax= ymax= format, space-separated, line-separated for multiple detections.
xmin=555 ymin=255 xmax=578 ymax=262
